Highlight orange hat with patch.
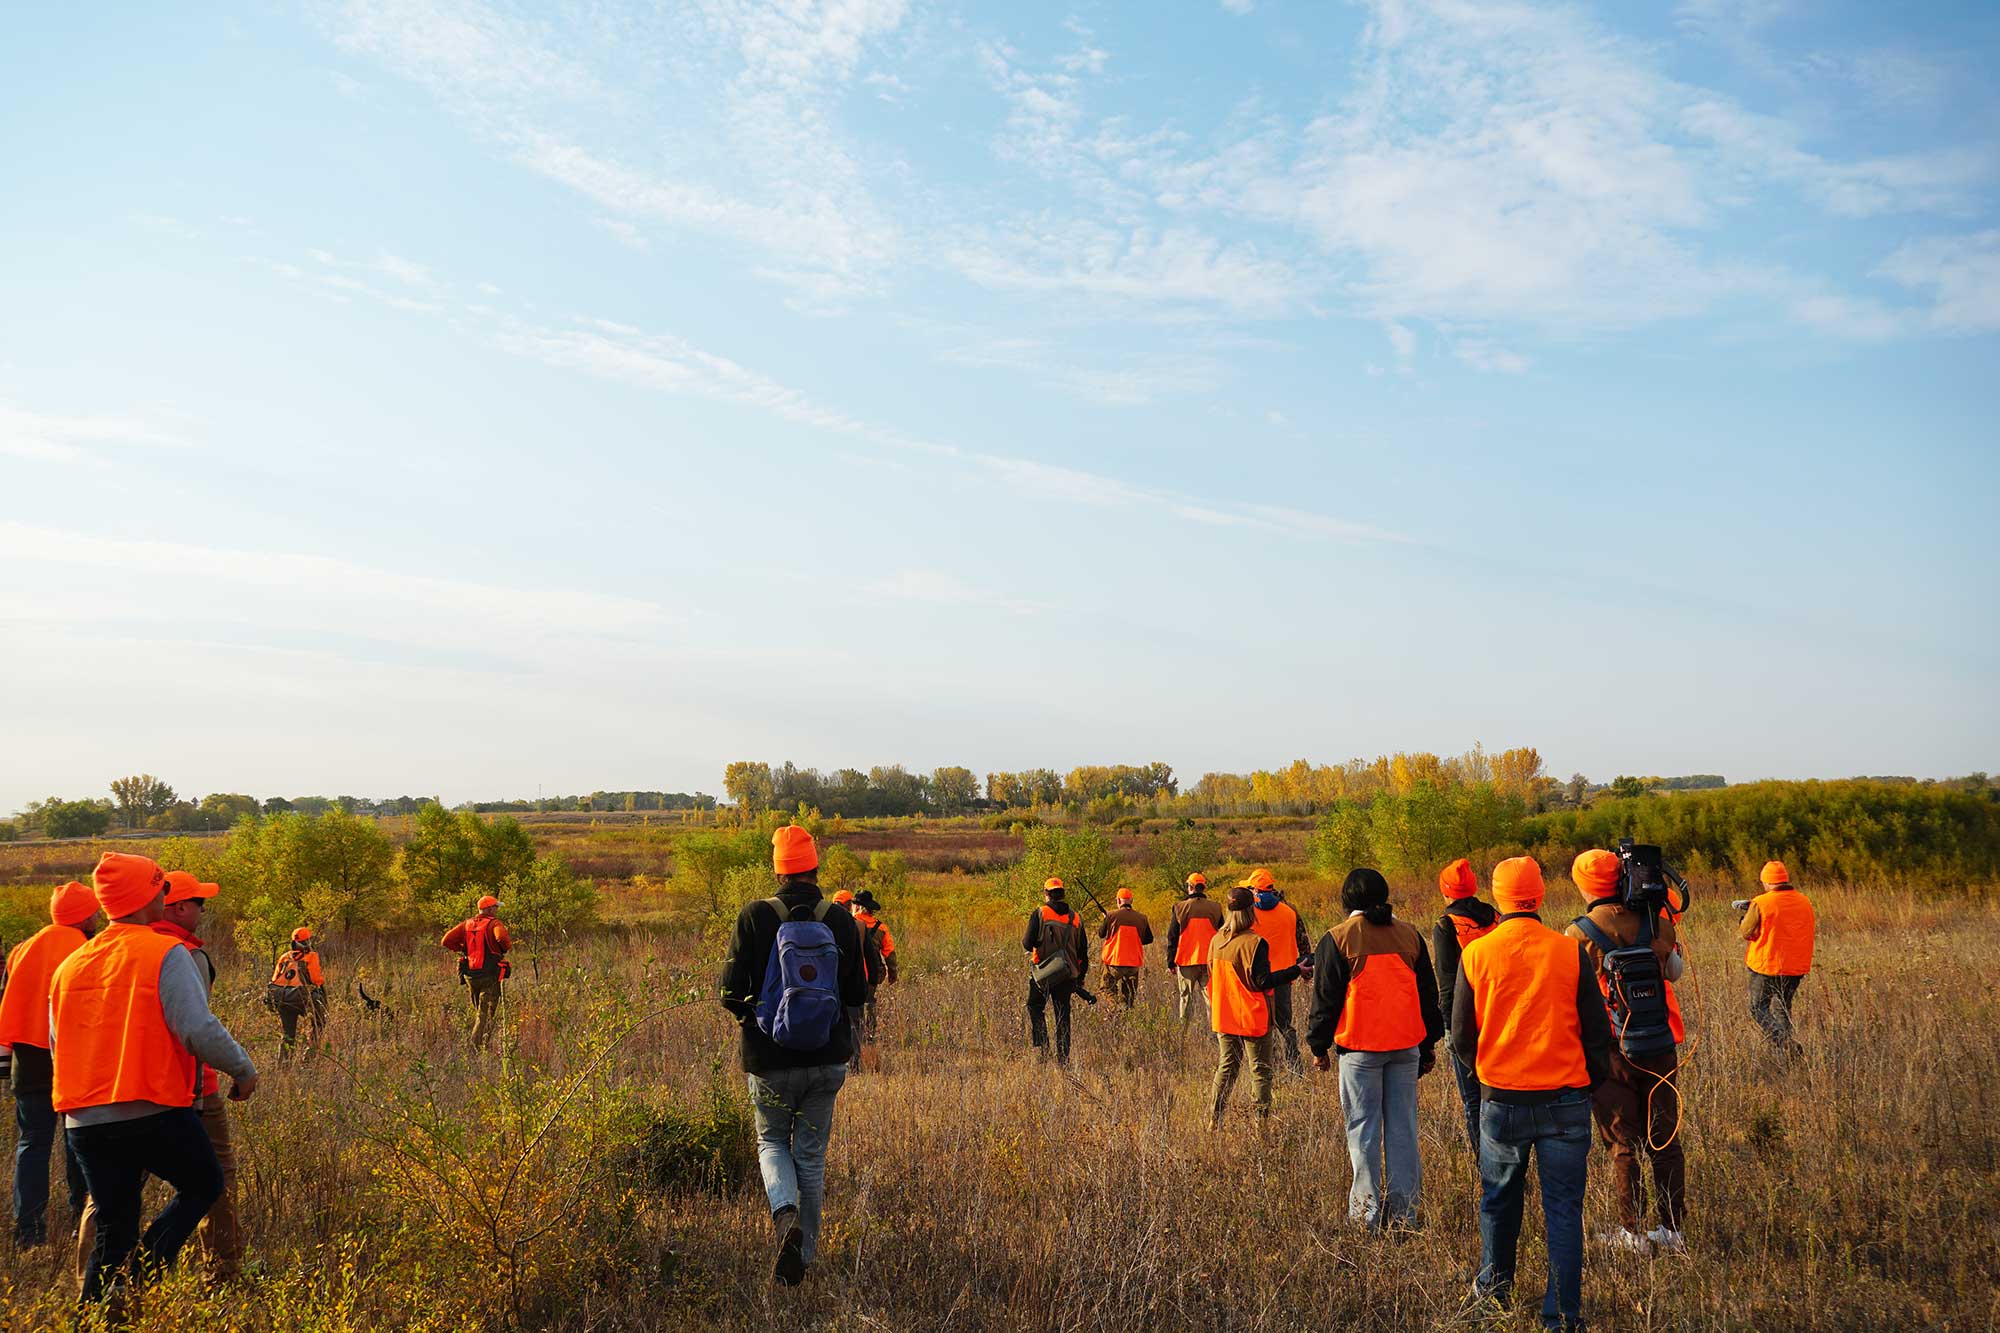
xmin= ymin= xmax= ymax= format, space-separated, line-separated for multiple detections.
xmin=93 ymin=852 xmax=166 ymax=919
xmin=1043 ymin=877 xmax=1064 ymax=892
xmin=772 ymin=826 xmax=818 ymax=875
xmin=1244 ymin=868 xmax=1275 ymax=890
xmin=832 ymin=889 xmax=855 ymax=904
xmin=1760 ymin=860 xmax=1790 ymax=886
xmin=1491 ymin=856 xmax=1545 ymax=912
xmin=1185 ymin=872 xmax=1207 ymax=889
xmin=1438 ymin=858 xmax=1477 ymax=901
xmin=1572 ymin=849 xmax=1620 ymax=900
xmin=50 ymin=880 xmax=98 ymax=928
xmin=1116 ymin=887 xmax=1134 ymax=902
xmin=163 ymin=870 xmax=220 ymax=907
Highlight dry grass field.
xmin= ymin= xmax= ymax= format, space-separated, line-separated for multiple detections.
xmin=0 ymin=830 xmax=1995 ymax=1330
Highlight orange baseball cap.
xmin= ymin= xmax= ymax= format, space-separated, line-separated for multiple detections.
xmin=772 ymin=826 xmax=818 ymax=875
xmin=1438 ymin=858 xmax=1477 ymax=901
xmin=50 ymin=880 xmax=98 ymax=927
xmin=93 ymin=852 xmax=166 ymax=919
xmin=1245 ymin=868 xmax=1275 ymax=890
xmin=1043 ymin=877 xmax=1064 ymax=891
xmin=1572 ymin=849 xmax=1620 ymax=899
xmin=832 ymin=889 xmax=855 ymax=904
xmin=1760 ymin=861 xmax=1790 ymax=886
xmin=163 ymin=870 xmax=220 ymax=907
xmin=1185 ymin=873 xmax=1207 ymax=888
xmin=292 ymin=926 xmax=313 ymax=943
xmin=477 ymin=894 xmax=500 ymax=910
xmin=1116 ymin=887 xmax=1134 ymax=902
xmin=1491 ymin=857 xmax=1546 ymax=912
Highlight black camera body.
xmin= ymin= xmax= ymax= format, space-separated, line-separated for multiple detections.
xmin=1614 ymin=838 xmax=1686 ymax=917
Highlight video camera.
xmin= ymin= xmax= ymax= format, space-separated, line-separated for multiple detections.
xmin=1614 ymin=838 xmax=1690 ymax=919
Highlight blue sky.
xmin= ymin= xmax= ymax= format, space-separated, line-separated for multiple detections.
xmin=3 ymin=0 xmax=1996 ymax=813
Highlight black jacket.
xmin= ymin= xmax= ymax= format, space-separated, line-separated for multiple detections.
xmin=719 ymin=881 xmax=869 ymax=1074
xmin=1431 ymin=898 xmax=1499 ymax=1028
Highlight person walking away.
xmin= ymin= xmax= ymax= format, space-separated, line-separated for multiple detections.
xmin=1452 ymin=857 xmax=1612 ymax=1332
xmin=1306 ymin=868 xmax=1444 ymax=1230
xmin=155 ymin=872 xmax=244 ymax=1280
xmin=267 ymin=928 xmax=327 ymax=1059
xmin=0 ymin=881 xmax=99 ymax=1248
xmin=1023 ymin=879 xmax=1087 ymax=1065
xmin=718 ymin=826 xmax=867 ymax=1285
xmin=1208 ymin=886 xmax=1302 ymax=1127
xmin=1738 ymin=861 xmax=1814 ymax=1053
xmin=853 ymin=891 xmax=896 ymax=1060
xmin=1166 ymin=874 xmax=1225 ymax=1024
xmin=1432 ymin=858 xmax=1499 ymax=1156
xmin=832 ymin=891 xmax=886 ymax=1073
xmin=1097 ymin=888 xmax=1154 ymax=1007
xmin=440 ymin=896 xmax=511 ymax=1052
xmin=1565 ymin=849 xmax=1688 ymax=1256
xmin=52 ymin=853 xmax=257 ymax=1306
xmin=1248 ymin=869 xmax=1314 ymax=1072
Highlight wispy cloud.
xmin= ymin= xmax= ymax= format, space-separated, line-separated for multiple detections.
xmin=938 ymin=335 xmax=1224 ymax=406
xmin=0 ymin=403 xmax=193 ymax=464
xmin=1877 ymin=231 xmax=2000 ymax=333
xmin=1454 ymin=339 xmax=1531 ymax=375
xmin=862 ymin=569 xmax=1044 ymax=614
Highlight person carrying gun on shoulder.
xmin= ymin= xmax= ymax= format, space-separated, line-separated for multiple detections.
xmin=1306 ymin=868 xmax=1444 ymax=1231
xmin=1097 ymin=888 xmax=1154 ymax=1007
xmin=1565 ymin=849 xmax=1687 ymax=1256
xmin=1166 ymin=874 xmax=1224 ymax=1024
xmin=1736 ymin=861 xmax=1815 ymax=1053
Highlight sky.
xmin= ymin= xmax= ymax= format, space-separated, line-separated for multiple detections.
xmin=2 ymin=0 xmax=1997 ymax=815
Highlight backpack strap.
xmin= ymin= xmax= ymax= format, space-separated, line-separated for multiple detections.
xmin=811 ymin=899 xmax=834 ymax=924
xmin=1571 ymin=915 xmax=1620 ymax=973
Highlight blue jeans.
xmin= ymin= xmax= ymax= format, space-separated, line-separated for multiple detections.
xmin=14 ymin=1086 xmax=88 ymax=1244
xmin=1338 ymin=1047 xmax=1422 ymax=1226
xmin=1478 ymin=1090 xmax=1592 ymax=1330
xmin=1450 ymin=1051 xmax=1483 ymax=1154
xmin=70 ymin=1107 xmax=223 ymax=1303
xmin=748 ymin=1065 xmax=847 ymax=1265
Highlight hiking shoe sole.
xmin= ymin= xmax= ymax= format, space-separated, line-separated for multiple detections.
xmin=774 ymin=1220 xmax=806 ymax=1286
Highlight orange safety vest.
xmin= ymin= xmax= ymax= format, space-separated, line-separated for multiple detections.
xmin=1032 ymin=907 xmax=1080 ymax=965
xmin=1101 ymin=916 xmax=1146 ymax=968
xmin=465 ymin=917 xmax=499 ymax=972
xmin=0 ymin=924 xmax=89 ymax=1050
xmin=1333 ymin=924 xmax=1429 ymax=1053
xmin=1252 ymin=900 xmax=1301 ymax=972
xmin=854 ymin=910 xmax=895 ymax=957
xmin=1209 ymin=932 xmax=1269 ymax=1037
xmin=1460 ymin=917 xmax=1588 ymax=1093
xmin=1174 ymin=911 xmax=1219 ymax=966
xmin=1745 ymin=887 xmax=1815 ymax=976
xmin=270 ymin=948 xmax=322 ymax=987
xmin=1449 ymin=910 xmax=1497 ymax=952
xmin=49 ymin=924 xmax=198 ymax=1115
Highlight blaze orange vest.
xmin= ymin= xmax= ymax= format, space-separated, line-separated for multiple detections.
xmin=1209 ymin=932 xmax=1269 ymax=1037
xmin=854 ymin=910 xmax=895 ymax=957
xmin=1450 ymin=910 xmax=1497 ymax=951
xmin=466 ymin=917 xmax=497 ymax=972
xmin=1174 ymin=911 xmax=1219 ymax=966
xmin=49 ymin=924 xmax=198 ymax=1115
xmin=1745 ymin=887 xmax=1815 ymax=976
xmin=1459 ymin=917 xmax=1588 ymax=1093
xmin=270 ymin=948 xmax=321 ymax=987
xmin=1102 ymin=923 xmax=1144 ymax=967
xmin=1032 ymin=907 xmax=1079 ymax=966
xmin=1252 ymin=900 xmax=1301 ymax=971
xmin=1333 ymin=926 xmax=1429 ymax=1052
xmin=0 ymin=924 xmax=89 ymax=1049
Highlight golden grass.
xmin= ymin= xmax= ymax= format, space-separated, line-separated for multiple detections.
xmin=0 ymin=883 xmax=1993 ymax=1330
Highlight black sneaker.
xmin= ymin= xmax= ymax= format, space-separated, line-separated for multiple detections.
xmin=772 ymin=1207 xmax=805 ymax=1286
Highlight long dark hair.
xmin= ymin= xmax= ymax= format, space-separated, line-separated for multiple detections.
xmin=1341 ymin=868 xmax=1394 ymax=926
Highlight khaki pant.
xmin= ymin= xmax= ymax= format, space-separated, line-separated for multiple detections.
xmin=1176 ymin=965 xmax=1210 ymax=1023
xmin=470 ymin=975 xmax=503 ymax=1051
xmin=75 ymin=1094 xmax=241 ymax=1286
xmin=1210 ymin=1030 xmax=1275 ymax=1127
xmin=1104 ymin=965 xmax=1140 ymax=1007
xmin=1591 ymin=1049 xmax=1686 ymax=1234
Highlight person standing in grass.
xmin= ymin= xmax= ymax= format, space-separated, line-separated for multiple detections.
xmin=831 ymin=891 xmax=886 ymax=1074
xmin=1023 ymin=878 xmax=1087 ymax=1065
xmin=0 ymin=880 xmax=99 ymax=1249
xmin=1431 ymin=858 xmax=1499 ymax=1155
xmin=719 ymin=826 xmax=867 ymax=1286
xmin=1565 ymin=849 xmax=1687 ymax=1256
xmin=440 ymin=897 xmax=510 ymax=1052
xmin=1096 ymin=888 xmax=1154 ymax=1007
xmin=1166 ymin=873 xmax=1225 ymax=1024
xmin=1306 ymin=868 xmax=1444 ymax=1231
xmin=267 ymin=927 xmax=327 ymax=1059
xmin=1452 ymin=856 xmax=1612 ymax=1333
xmin=52 ymin=853 xmax=258 ymax=1306
xmin=1248 ymin=869 xmax=1314 ymax=1073
xmin=1738 ymin=861 xmax=1815 ymax=1053
xmin=1208 ymin=885 xmax=1303 ymax=1128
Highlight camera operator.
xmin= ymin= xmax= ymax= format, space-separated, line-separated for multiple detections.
xmin=1564 ymin=849 xmax=1686 ymax=1256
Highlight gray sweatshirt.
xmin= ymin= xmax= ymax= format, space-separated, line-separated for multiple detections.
xmin=58 ymin=946 xmax=257 ymax=1128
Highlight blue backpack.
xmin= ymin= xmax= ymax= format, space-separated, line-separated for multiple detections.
xmin=755 ymin=898 xmax=842 ymax=1051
